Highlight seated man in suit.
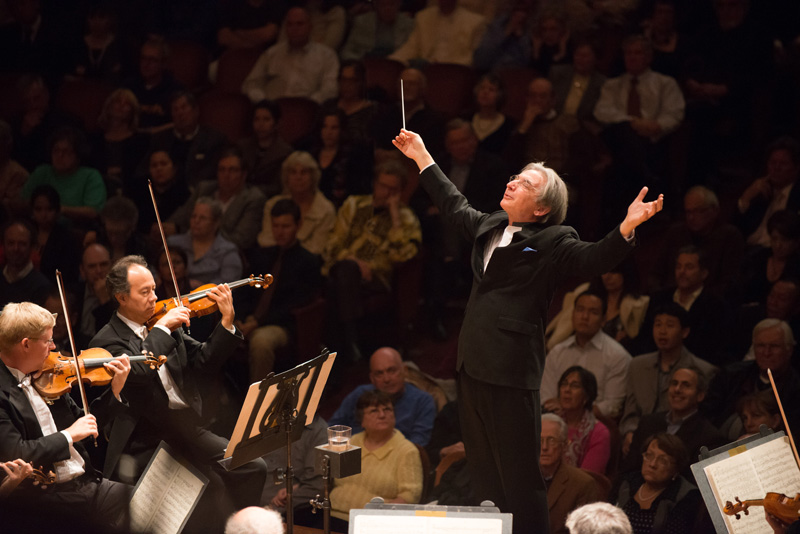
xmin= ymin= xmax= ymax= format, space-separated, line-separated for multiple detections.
xmin=620 ymin=302 xmax=717 ymax=454
xmin=0 ymin=302 xmax=131 ymax=529
xmin=89 ymin=255 xmax=266 ymax=532
xmin=328 ymin=347 xmax=436 ymax=447
xmin=0 ymin=220 xmax=51 ymax=308
xmin=621 ymin=366 xmax=725 ymax=479
xmin=541 ymin=289 xmax=632 ymax=418
xmin=75 ymin=243 xmax=114 ymax=341
xmin=237 ymin=199 xmax=322 ymax=381
xmin=540 ymin=413 xmax=601 ymax=534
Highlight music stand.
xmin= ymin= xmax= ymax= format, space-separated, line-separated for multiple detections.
xmin=221 ymin=350 xmax=336 ymax=533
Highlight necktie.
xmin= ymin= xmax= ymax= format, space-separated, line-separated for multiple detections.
xmin=627 ymin=76 xmax=642 ymax=118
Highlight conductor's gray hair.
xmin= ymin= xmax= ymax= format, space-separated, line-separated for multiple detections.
xmin=224 ymin=507 xmax=283 ymax=534
xmin=753 ymin=318 xmax=796 ymax=348
xmin=541 ymin=413 xmax=568 ymax=443
xmin=566 ymin=503 xmax=632 ymax=534
xmin=520 ymin=162 xmax=568 ymax=225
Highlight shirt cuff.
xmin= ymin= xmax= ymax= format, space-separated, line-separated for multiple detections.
xmin=419 ymin=162 xmax=435 ymax=174
xmin=153 ymin=325 xmax=171 ymax=336
xmin=623 ymin=229 xmax=635 ymax=242
xmin=61 ymin=430 xmax=73 ymax=446
xmin=225 ymin=323 xmax=236 ymax=334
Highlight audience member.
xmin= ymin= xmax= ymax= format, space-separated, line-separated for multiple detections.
xmin=132 ymin=150 xmax=190 ymax=239
xmin=742 ymin=210 xmax=800 ymax=304
xmin=69 ymin=6 xmax=122 ymax=82
xmin=549 ymin=40 xmax=606 ymax=128
xmin=237 ymin=100 xmax=293 ymax=198
xmin=389 ymin=0 xmax=486 ymax=67
xmin=546 ymin=262 xmax=649 ymax=352
xmin=286 ymin=0 xmax=347 ymax=51
xmin=0 ymin=0 xmax=74 ymax=76
xmin=621 ymin=366 xmax=725 ymax=478
xmin=74 ymin=243 xmax=114 ymax=341
xmin=542 ymin=290 xmax=631 ymax=418
xmin=224 ymin=506 xmax=284 ymax=534
xmin=594 ymin=35 xmax=684 ymax=196
xmin=124 ymin=36 xmax=183 ymax=133
xmin=736 ymin=389 xmax=782 ymax=438
xmin=339 ymin=0 xmax=413 ymax=61
xmin=238 ymin=199 xmax=322 ymax=381
xmin=259 ymin=414 xmax=326 ymax=522
xmin=641 ymin=246 xmax=730 ymax=365
xmin=257 ymin=151 xmax=336 ymax=256
xmin=0 ymin=120 xmax=27 ymax=216
xmin=216 ymin=0 xmax=284 ymax=53
xmin=540 ymin=413 xmax=601 ymax=534
xmin=28 ymin=184 xmax=80 ymax=285
xmin=242 ymin=6 xmax=339 ymax=104
xmin=736 ymin=137 xmax=800 ymax=248
xmin=704 ymin=319 xmax=800 ymax=439
xmin=530 ymin=11 xmax=571 ymax=76
xmin=545 ymin=366 xmax=611 ymax=475
xmin=167 ymin=197 xmax=243 ymax=285
xmin=566 ymin=502 xmax=632 ymax=534
xmin=90 ymin=88 xmax=149 ymax=195
xmin=329 ymin=390 xmax=423 ymax=527
xmin=612 ymin=433 xmax=702 ymax=534
xmin=323 ymin=60 xmax=377 ymax=147
xmin=322 ymin=160 xmax=421 ymax=361
xmin=620 ymin=303 xmax=717 ymax=448
xmin=648 ymin=185 xmax=745 ymax=298
xmin=149 ymin=91 xmax=228 ymax=188
xmin=329 ymin=347 xmax=436 ymax=446
xmin=642 ymin=0 xmax=689 ymax=79
xmin=468 ymin=73 xmax=516 ymax=156
xmin=154 ymin=248 xmax=201 ymax=299
xmin=21 ymin=126 xmax=106 ymax=224
xmin=167 ymin=147 xmax=266 ymax=251
xmin=0 ymin=220 xmax=50 ymax=307
xmin=472 ymin=1 xmax=534 ymax=72
xmin=87 ymin=196 xmax=149 ymax=263
xmin=505 ymin=77 xmax=571 ymax=175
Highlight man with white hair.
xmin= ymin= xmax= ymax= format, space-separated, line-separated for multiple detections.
xmin=704 ymin=318 xmax=800 ymax=437
xmin=225 ymin=506 xmax=283 ymax=534
xmin=566 ymin=502 xmax=632 ymax=534
xmin=394 ymin=129 xmax=662 ymax=534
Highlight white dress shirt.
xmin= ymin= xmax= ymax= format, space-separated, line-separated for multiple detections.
xmin=8 ymin=367 xmax=85 ymax=483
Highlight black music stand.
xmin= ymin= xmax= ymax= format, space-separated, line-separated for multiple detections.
xmin=221 ymin=350 xmax=336 ymax=533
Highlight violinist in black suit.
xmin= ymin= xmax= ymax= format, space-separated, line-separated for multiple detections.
xmin=89 ymin=255 xmax=266 ymax=533
xmin=0 ymin=301 xmax=131 ymax=529
xmin=393 ymin=129 xmax=663 ymax=534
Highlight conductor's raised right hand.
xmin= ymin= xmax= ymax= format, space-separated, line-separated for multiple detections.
xmin=392 ymin=129 xmax=435 ymax=171
xmin=65 ymin=414 xmax=98 ymax=442
xmin=155 ymin=305 xmax=191 ymax=332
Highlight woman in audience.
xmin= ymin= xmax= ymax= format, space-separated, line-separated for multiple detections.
xmin=736 ymin=390 xmax=783 ymax=438
xmin=238 ymin=100 xmax=293 ymax=199
xmin=70 ymin=6 xmax=122 ymax=82
xmin=22 ymin=126 xmax=106 ymax=224
xmin=155 ymin=248 xmax=201 ymax=299
xmin=324 ymin=60 xmax=376 ymax=146
xmin=546 ymin=260 xmax=649 ymax=351
xmin=258 ymin=151 xmax=335 ymax=256
xmin=743 ymin=210 xmax=800 ymax=304
xmin=91 ymin=88 xmax=148 ymax=195
xmin=613 ymin=433 xmax=702 ymax=534
xmin=330 ymin=390 xmax=423 ymax=530
xmin=468 ymin=73 xmax=515 ymax=156
xmin=133 ymin=150 xmax=190 ymax=240
xmin=553 ymin=366 xmax=610 ymax=475
xmin=167 ymin=197 xmax=242 ymax=284
xmin=29 ymin=184 xmax=80 ymax=285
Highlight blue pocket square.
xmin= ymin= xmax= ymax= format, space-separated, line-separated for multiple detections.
xmin=523 ymin=247 xmax=537 ymax=252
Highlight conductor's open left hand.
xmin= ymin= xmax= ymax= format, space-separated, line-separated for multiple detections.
xmin=620 ymin=186 xmax=664 ymax=238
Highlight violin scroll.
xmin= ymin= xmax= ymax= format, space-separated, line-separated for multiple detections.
xmin=724 ymin=497 xmax=749 ymax=520
xmin=141 ymin=351 xmax=167 ymax=370
xmin=30 ymin=467 xmax=56 ymax=489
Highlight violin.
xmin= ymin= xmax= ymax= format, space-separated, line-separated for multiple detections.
xmin=724 ymin=493 xmax=800 ymax=525
xmin=33 ymin=347 xmax=167 ymax=402
xmin=28 ymin=467 xmax=56 ymax=488
xmin=145 ymin=274 xmax=273 ymax=330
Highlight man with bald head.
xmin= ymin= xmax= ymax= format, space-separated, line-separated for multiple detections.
xmin=76 ymin=243 xmax=114 ymax=340
xmin=328 ymin=347 xmax=436 ymax=446
xmin=224 ymin=506 xmax=283 ymax=534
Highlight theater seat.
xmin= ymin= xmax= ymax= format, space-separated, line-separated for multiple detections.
xmin=215 ymin=47 xmax=264 ymax=94
xmin=54 ymin=79 xmax=115 ymax=132
xmin=167 ymin=39 xmax=211 ymax=92
xmin=198 ymin=90 xmax=253 ymax=142
xmin=276 ymin=97 xmax=320 ymax=147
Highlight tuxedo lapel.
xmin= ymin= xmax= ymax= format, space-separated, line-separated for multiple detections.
xmin=0 ymin=363 xmax=43 ymax=439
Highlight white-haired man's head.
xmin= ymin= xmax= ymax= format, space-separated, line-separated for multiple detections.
xmin=566 ymin=503 xmax=632 ymax=534
xmin=224 ymin=506 xmax=284 ymax=534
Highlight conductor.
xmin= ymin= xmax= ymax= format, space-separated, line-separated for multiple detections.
xmin=394 ymin=129 xmax=663 ymax=534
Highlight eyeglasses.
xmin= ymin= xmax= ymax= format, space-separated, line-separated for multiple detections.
xmin=364 ymin=406 xmax=394 ymax=417
xmin=32 ymin=338 xmax=54 ymax=345
xmin=508 ymin=175 xmax=536 ymax=192
xmin=754 ymin=343 xmax=787 ymax=353
xmin=642 ymin=451 xmax=674 ymax=469
xmin=559 ymin=380 xmax=584 ymax=390
xmin=541 ymin=436 xmax=561 ymax=448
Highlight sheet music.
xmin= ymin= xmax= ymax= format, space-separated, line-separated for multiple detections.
xmin=704 ymin=437 xmax=800 ymax=534
xmin=353 ymin=514 xmax=504 ymax=534
xmin=130 ymin=447 xmax=207 ymax=534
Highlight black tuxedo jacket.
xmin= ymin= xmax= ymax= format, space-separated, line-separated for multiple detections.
xmin=0 ymin=360 xmax=120 ymax=477
xmin=419 ymin=164 xmax=633 ymax=389
xmin=89 ymin=314 xmax=242 ymax=474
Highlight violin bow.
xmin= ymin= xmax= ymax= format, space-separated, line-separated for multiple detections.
xmin=54 ymin=270 xmax=96 ymax=447
xmin=768 ymin=368 xmax=800 ymax=468
xmin=148 ymin=180 xmax=184 ymax=314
